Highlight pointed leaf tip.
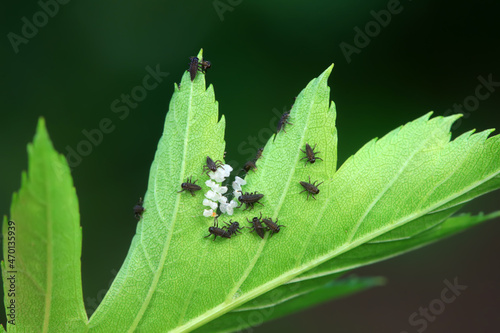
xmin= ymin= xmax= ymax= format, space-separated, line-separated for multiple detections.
xmin=197 ymin=48 xmax=204 ymax=60
xmin=319 ymin=64 xmax=334 ymax=81
xmin=35 ymin=117 xmax=48 ymax=140
xmin=5 ymin=116 xmax=87 ymax=332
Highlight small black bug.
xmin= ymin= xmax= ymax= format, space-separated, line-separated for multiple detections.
xmin=199 ymin=59 xmax=211 ymax=73
xmin=202 ymin=156 xmax=224 ymax=176
xmin=261 ymin=214 xmax=286 ymax=236
xmin=205 ymin=218 xmax=231 ymax=241
xmin=224 ymin=220 xmax=243 ymax=236
xmin=300 ymin=143 xmax=323 ymax=166
xmin=189 ymin=56 xmax=199 ymax=81
xmin=133 ymin=197 xmax=145 ymax=220
xmin=247 ymin=216 xmax=266 ymax=239
xmin=237 ymin=191 xmax=264 ymax=210
xmin=299 ymin=176 xmax=324 ymax=200
xmin=243 ymin=160 xmax=257 ymax=173
xmin=277 ymin=112 xmax=293 ymax=133
xmin=178 ymin=177 xmax=202 ymax=196
xmin=255 ymin=147 xmax=264 ymax=161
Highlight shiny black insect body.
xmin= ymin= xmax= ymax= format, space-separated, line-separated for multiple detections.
xmin=224 ymin=220 xmax=243 ymax=236
xmin=247 ymin=216 xmax=266 ymax=239
xmin=189 ymin=56 xmax=199 ymax=81
xmin=205 ymin=218 xmax=231 ymax=241
xmin=188 ymin=57 xmax=211 ymax=81
xmin=202 ymin=156 xmax=224 ymax=176
xmin=199 ymin=59 xmax=211 ymax=73
xmin=133 ymin=197 xmax=145 ymax=220
xmin=277 ymin=112 xmax=293 ymax=133
xmin=300 ymin=143 xmax=323 ymax=166
xmin=299 ymin=176 xmax=324 ymax=200
xmin=255 ymin=147 xmax=264 ymax=160
xmin=261 ymin=215 xmax=285 ymax=236
xmin=243 ymin=160 xmax=257 ymax=173
xmin=178 ymin=177 xmax=201 ymax=196
xmin=237 ymin=192 xmax=264 ymax=210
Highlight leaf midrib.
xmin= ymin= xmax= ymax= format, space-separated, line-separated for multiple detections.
xmin=292 ymin=122 xmax=438 ymax=275
xmin=224 ymin=82 xmax=319 ymax=302
xmin=172 ymin=154 xmax=500 ymax=332
xmin=42 ymin=149 xmax=54 ymax=333
xmin=231 ymin=289 xmax=312 ymax=312
xmin=346 ymin=126 xmax=438 ymax=243
xmin=127 ymin=83 xmax=194 ymax=332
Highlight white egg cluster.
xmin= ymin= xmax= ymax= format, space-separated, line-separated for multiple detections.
xmin=232 ymin=176 xmax=246 ymax=198
xmin=202 ymin=164 xmax=237 ymax=217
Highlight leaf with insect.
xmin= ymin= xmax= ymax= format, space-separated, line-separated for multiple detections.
xmin=85 ymin=52 xmax=500 ymax=332
xmin=4 ymin=49 xmax=500 ymax=333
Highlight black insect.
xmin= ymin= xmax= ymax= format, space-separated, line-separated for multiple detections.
xmin=202 ymin=156 xmax=224 ymax=176
xmin=133 ymin=197 xmax=145 ymax=220
xmin=261 ymin=214 xmax=286 ymax=236
xmin=247 ymin=216 xmax=266 ymax=239
xmin=224 ymin=220 xmax=243 ymax=236
xmin=199 ymin=59 xmax=211 ymax=73
xmin=277 ymin=112 xmax=293 ymax=133
xmin=255 ymin=147 xmax=264 ymax=160
xmin=237 ymin=192 xmax=264 ymax=210
xmin=189 ymin=56 xmax=199 ymax=81
xmin=243 ymin=160 xmax=257 ymax=173
xmin=300 ymin=143 xmax=323 ymax=166
xmin=178 ymin=177 xmax=202 ymax=196
xmin=299 ymin=176 xmax=324 ymax=200
xmin=205 ymin=218 xmax=231 ymax=241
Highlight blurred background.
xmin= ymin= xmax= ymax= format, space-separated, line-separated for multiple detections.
xmin=1 ymin=0 xmax=500 ymax=332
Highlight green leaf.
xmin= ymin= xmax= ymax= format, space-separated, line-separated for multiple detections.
xmin=226 ymin=114 xmax=500 ymax=303
xmin=88 ymin=54 xmax=336 ymax=332
xmin=88 ymin=49 xmax=227 ymax=332
xmin=2 ymin=119 xmax=87 ymax=332
xmin=194 ymin=275 xmax=384 ymax=333
xmin=200 ymin=211 xmax=498 ymax=332
xmin=289 ymin=211 xmax=500 ymax=284
xmin=367 ymin=204 xmax=463 ymax=243
xmin=88 ymin=58 xmax=500 ymax=332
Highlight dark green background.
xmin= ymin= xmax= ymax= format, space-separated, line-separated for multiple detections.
xmin=1 ymin=0 xmax=499 ymax=332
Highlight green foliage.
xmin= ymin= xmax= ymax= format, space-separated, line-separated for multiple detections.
xmin=290 ymin=211 xmax=500 ymax=283
xmin=3 ymin=51 xmax=500 ymax=332
xmin=87 ymin=49 xmax=227 ymax=332
xmin=2 ymin=119 xmax=87 ymax=332
xmin=194 ymin=275 xmax=386 ymax=333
